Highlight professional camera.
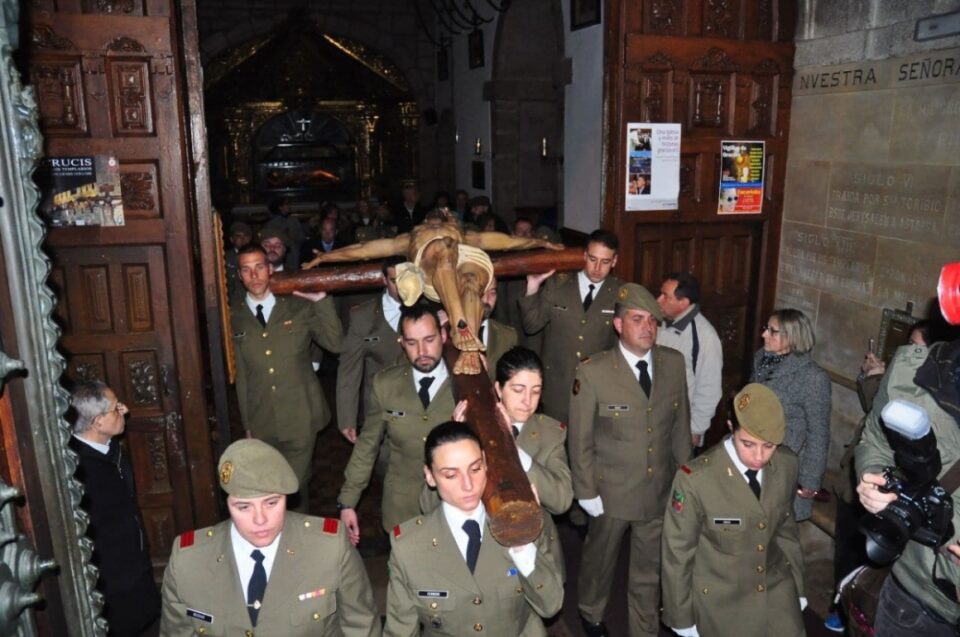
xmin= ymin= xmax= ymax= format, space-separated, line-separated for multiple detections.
xmin=860 ymin=399 xmax=955 ymax=565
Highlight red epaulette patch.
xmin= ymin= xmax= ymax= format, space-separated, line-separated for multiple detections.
xmin=322 ymin=518 xmax=339 ymax=535
xmin=393 ymin=525 xmax=402 ymax=539
xmin=559 ymin=422 xmax=567 ymax=430
xmin=680 ymin=465 xmax=692 ymax=475
xmin=179 ymin=530 xmax=195 ymax=549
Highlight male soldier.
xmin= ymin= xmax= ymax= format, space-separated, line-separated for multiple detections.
xmin=569 ymin=283 xmax=691 ymax=637
xmin=160 ymin=439 xmax=380 ymax=636
xmin=656 ymin=272 xmax=723 ymax=447
xmin=477 ymin=277 xmax=518 ymax=380
xmin=661 ymin=384 xmax=806 ymax=637
xmin=519 ymin=229 xmax=623 ymax=423
xmin=225 ymin=221 xmax=252 ymax=304
xmin=384 ymin=421 xmax=564 ymax=636
xmin=263 ymin=197 xmax=305 ymax=270
xmin=337 ymin=303 xmax=456 ymax=542
xmin=337 ymin=256 xmax=405 ymax=443
xmin=493 ymin=218 xmax=544 ymax=353
xmin=231 ymin=244 xmax=344 ymax=511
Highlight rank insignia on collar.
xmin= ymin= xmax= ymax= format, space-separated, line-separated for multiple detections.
xmin=671 ymin=489 xmax=685 ymax=513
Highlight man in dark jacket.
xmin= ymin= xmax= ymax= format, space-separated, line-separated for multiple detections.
xmin=69 ymin=381 xmax=159 ymax=636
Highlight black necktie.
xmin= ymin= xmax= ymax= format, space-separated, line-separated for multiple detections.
xmin=462 ymin=519 xmax=481 ymax=574
xmin=636 ymin=360 xmax=651 ymax=398
xmin=255 ymin=304 xmax=267 ymax=328
xmin=583 ymin=284 xmax=595 ymax=311
xmin=247 ymin=549 xmax=267 ymax=626
xmin=511 ymin=425 xmax=520 ymax=438
xmin=418 ymin=376 xmax=435 ymax=409
xmin=745 ymin=469 xmax=761 ymax=499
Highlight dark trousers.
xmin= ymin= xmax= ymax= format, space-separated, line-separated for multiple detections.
xmin=834 ymin=497 xmax=869 ymax=584
xmin=875 ymin=577 xmax=959 ymax=637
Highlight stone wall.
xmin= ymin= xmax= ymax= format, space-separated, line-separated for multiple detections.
xmin=782 ymin=0 xmax=960 ymax=462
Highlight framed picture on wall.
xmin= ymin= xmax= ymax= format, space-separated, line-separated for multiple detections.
xmin=571 ymin=0 xmax=601 ymax=30
xmin=437 ymin=47 xmax=449 ymax=82
xmin=468 ymin=30 xmax=484 ymax=69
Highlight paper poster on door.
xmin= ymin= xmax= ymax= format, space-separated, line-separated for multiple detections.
xmin=718 ymin=141 xmax=765 ymax=215
xmin=37 ymin=155 xmax=125 ymax=227
xmin=625 ymin=123 xmax=680 ymax=211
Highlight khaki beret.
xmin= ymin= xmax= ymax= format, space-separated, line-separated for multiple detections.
xmin=218 ymin=439 xmax=298 ymax=498
xmin=616 ymin=283 xmax=663 ymax=321
xmin=733 ymin=383 xmax=785 ymax=444
xmin=228 ymin=221 xmax=252 ymax=236
xmin=259 ymin=227 xmax=289 ymax=245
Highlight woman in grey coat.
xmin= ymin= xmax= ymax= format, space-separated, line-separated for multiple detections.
xmin=751 ymin=308 xmax=831 ymax=521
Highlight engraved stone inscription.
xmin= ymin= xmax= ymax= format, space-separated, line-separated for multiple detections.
xmin=891 ymin=84 xmax=960 ymax=164
xmin=872 ymin=239 xmax=958 ymax=310
xmin=778 ymin=222 xmax=875 ymax=302
xmin=826 ymin=162 xmax=949 ymax=244
xmin=775 ymin=280 xmax=819 ymax=320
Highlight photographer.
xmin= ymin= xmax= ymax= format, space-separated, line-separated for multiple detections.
xmin=855 ymin=337 xmax=960 ymax=636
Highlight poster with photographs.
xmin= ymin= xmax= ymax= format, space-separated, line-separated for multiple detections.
xmin=717 ymin=141 xmax=765 ymax=215
xmin=37 ymin=155 xmax=125 ymax=227
xmin=625 ymin=123 xmax=680 ymax=211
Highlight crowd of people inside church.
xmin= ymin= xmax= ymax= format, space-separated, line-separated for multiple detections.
xmin=67 ymin=182 xmax=960 ymax=637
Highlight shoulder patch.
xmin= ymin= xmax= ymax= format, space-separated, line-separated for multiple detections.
xmin=179 ymin=530 xmax=195 ymax=549
xmin=671 ymin=489 xmax=685 ymax=513
xmin=322 ymin=518 xmax=339 ymax=535
xmin=558 ymin=421 xmax=567 ymax=430
xmin=393 ymin=525 xmax=402 ymax=539
xmin=680 ymin=465 xmax=692 ymax=475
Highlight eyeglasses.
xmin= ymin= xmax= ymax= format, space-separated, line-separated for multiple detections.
xmin=101 ymin=401 xmax=125 ymax=416
xmin=722 ymin=195 xmax=739 ymax=202
xmin=761 ymin=325 xmax=780 ymax=335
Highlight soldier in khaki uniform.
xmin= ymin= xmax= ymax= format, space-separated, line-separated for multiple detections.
xmin=160 ymin=439 xmax=380 ymax=637
xmin=338 ymin=304 xmax=456 ymax=542
xmin=336 ymin=257 xmax=405 ymax=443
xmin=518 ymin=229 xmax=623 ymax=423
xmin=421 ymin=346 xmax=573 ymax=579
xmin=385 ymin=422 xmax=564 ymax=636
xmin=231 ymin=245 xmax=344 ymax=511
xmin=478 ymin=277 xmax=518 ymax=380
xmin=661 ymin=384 xmax=805 ymax=637
xmin=569 ymin=283 xmax=691 ymax=637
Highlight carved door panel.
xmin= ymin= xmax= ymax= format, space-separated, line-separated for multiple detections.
xmin=633 ymin=221 xmax=764 ymax=445
xmin=27 ymin=2 xmax=218 ymax=574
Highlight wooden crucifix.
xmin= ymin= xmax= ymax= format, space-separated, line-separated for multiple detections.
xmin=275 ymin=216 xmax=586 ymax=545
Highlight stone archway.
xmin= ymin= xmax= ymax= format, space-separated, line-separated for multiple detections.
xmin=489 ymin=0 xmax=567 ymax=227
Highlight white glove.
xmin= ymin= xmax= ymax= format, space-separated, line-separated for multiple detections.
xmin=578 ymin=496 xmax=604 ymax=517
xmin=673 ymin=626 xmax=700 ymax=637
xmin=508 ymin=542 xmax=537 ymax=577
xmin=799 ymin=597 xmax=808 ymax=611
xmin=517 ymin=447 xmax=533 ymax=472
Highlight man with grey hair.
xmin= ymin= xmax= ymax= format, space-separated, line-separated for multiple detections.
xmin=68 ymin=381 xmax=159 ymax=635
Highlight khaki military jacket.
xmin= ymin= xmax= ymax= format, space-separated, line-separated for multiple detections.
xmin=160 ymin=513 xmax=380 ymax=637
xmin=231 ymin=295 xmax=343 ymax=441
xmin=517 ymin=273 xmax=621 ymax=422
xmin=569 ymin=346 xmax=691 ymax=520
xmin=419 ymin=413 xmax=573 ymax=580
xmin=339 ymin=362 xmax=456 ymax=531
xmin=661 ymin=441 xmax=805 ymax=637
xmin=483 ymin=318 xmax=518 ymax=381
xmin=336 ymin=296 xmax=402 ymax=431
xmin=384 ymin=507 xmax=564 ymax=637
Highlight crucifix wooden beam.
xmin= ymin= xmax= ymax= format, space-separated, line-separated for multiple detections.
xmin=269 ymin=246 xmax=587 ymax=295
xmin=268 ymin=245 xmax=587 ymax=546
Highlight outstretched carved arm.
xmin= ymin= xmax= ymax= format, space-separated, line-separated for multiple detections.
xmin=465 ymin=231 xmax=564 ymax=253
xmin=300 ymin=235 xmax=411 ymax=269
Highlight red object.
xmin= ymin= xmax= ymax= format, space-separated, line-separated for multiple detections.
xmin=393 ymin=525 xmax=402 ymax=539
xmin=322 ymin=517 xmax=339 ymax=535
xmin=680 ymin=465 xmax=692 ymax=475
xmin=939 ymin=262 xmax=960 ymax=326
xmin=179 ymin=530 xmax=195 ymax=548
